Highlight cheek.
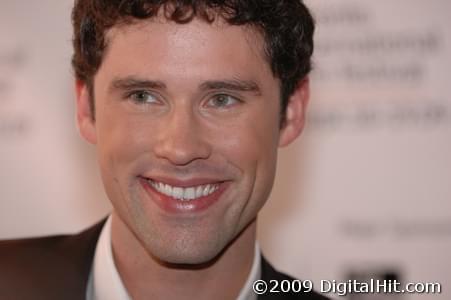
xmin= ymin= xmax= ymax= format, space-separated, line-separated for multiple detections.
xmin=240 ymin=105 xmax=280 ymax=202
xmin=94 ymin=112 xmax=157 ymax=219
xmin=94 ymin=108 xmax=154 ymax=202
xmin=216 ymin=97 xmax=280 ymax=165
xmin=224 ymin=126 xmax=278 ymax=167
xmin=97 ymin=112 xmax=148 ymax=163
xmin=220 ymin=105 xmax=280 ymax=185
xmin=220 ymin=114 xmax=279 ymax=229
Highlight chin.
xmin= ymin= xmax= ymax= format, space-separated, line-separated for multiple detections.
xmin=151 ymin=243 xmax=223 ymax=267
xmin=140 ymin=231 xmax=228 ymax=267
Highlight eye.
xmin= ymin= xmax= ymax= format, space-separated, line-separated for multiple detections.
xmin=206 ymin=94 xmax=240 ymax=108
xmin=127 ymin=90 xmax=159 ymax=105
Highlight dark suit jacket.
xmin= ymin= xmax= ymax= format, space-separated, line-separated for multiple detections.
xmin=0 ymin=220 xmax=329 ymax=300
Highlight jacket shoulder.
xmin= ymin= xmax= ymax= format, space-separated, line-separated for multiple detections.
xmin=0 ymin=219 xmax=105 ymax=300
xmin=259 ymin=256 xmax=330 ymax=300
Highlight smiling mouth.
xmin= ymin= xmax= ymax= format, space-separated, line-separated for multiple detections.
xmin=143 ymin=178 xmax=221 ymax=201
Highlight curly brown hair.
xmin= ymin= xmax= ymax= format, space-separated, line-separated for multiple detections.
xmin=71 ymin=0 xmax=315 ymax=117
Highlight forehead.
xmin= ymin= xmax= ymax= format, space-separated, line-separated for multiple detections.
xmin=106 ymin=16 xmax=266 ymax=56
xmin=98 ymin=17 xmax=274 ymax=86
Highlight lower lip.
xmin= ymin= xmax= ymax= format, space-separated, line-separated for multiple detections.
xmin=140 ymin=178 xmax=228 ymax=214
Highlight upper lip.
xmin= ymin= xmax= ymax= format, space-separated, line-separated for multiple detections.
xmin=140 ymin=175 xmax=226 ymax=187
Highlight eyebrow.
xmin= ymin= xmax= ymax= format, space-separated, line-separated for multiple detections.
xmin=109 ymin=76 xmax=261 ymax=95
xmin=109 ymin=77 xmax=167 ymax=92
xmin=199 ymin=79 xmax=261 ymax=95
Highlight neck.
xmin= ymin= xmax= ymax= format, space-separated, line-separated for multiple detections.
xmin=111 ymin=212 xmax=257 ymax=300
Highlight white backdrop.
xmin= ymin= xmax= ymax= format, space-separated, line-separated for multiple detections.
xmin=0 ymin=0 xmax=110 ymax=236
xmin=1 ymin=1 xmax=450 ymax=299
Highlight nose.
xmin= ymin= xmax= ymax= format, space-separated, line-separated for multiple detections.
xmin=153 ymin=107 xmax=212 ymax=166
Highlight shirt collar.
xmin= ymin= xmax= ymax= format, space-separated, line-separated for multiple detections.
xmin=87 ymin=215 xmax=261 ymax=300
xmin=87 ymin=216 xmax=131 ymax=300
xmin=237 ymin=239 xmax=261 ymax=300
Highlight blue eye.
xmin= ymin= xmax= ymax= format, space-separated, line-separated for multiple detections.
xmin=207 ymin=94 xmax=240 ymax=108
xmin=128 ymin=91 xmax=159 ymax=104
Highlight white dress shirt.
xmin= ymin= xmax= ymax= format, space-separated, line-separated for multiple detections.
xmin=86 ymin=216 xmax=261 ymax=300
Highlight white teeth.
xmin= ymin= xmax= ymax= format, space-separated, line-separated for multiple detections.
xmin=184 ymin=187 xmax=195 ymax=200
xmin=195 ymin=186 xmax=203 ymax=198
xmin=148 ymin=180 xmax=220 ymax=201
xmin=172 ymin=187 xmax=183 ymax=199
xmin=164 ymin=184 xmax=172 ymax=195
xmin=202 ymin=185 xmax=211 ymax=197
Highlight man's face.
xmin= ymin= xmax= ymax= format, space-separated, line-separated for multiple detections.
xmin=77 ymin=17 xmax=307 ymax=264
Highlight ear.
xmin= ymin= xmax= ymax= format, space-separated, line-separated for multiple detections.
xmin=75 ymin=80 xmax=97 ymax=144
xmin=278 ymin=78 xmax=310 ymax=147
